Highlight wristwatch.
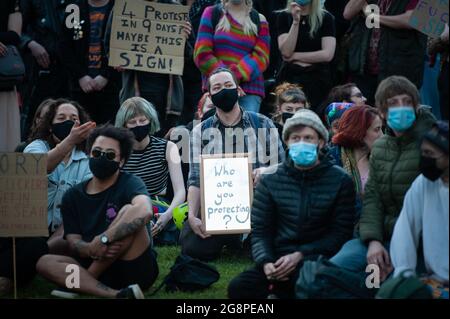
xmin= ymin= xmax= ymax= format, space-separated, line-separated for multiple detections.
xmin=100 ymin=234 xmax=109 ymax=245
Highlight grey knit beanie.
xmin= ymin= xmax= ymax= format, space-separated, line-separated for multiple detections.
xmin=282 ymin=109 xmax=329 ymax=142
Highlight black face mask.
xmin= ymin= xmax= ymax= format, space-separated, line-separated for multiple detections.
xmin=282 ymin=112 xmax=294 ymax=124
xmin=52 ymin=120 xmax=74 ymax=141
xmin=89 ymin=156 xmax=120 ymax=180
xmin=420 ymin=156 xmax=444 ymax=181
xmin=130 ymin=123 xmax=150 ymax=142
xmin=211 ymin=88 xmax=239 ymax=113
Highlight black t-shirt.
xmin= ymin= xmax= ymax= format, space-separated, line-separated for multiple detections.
xmin=61 ymin=172 xmax=149 ymax=242
xmin=276 ymin=10 xmax=336 ymax=53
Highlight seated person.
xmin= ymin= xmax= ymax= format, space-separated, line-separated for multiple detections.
xmin=36 ymin=125 xmax=158 ymax=299
xmin=24 ymin=99 xmax=96 ymax=254
xmin=390 ymin=121 xmax=449 ymax=299
xmin=228 ymin=109 xmax=356 ymax=299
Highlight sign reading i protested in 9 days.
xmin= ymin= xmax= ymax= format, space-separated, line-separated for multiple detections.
xmin=409 ymin=0 xmax=449 ymax=38
xmin=109 ymin=0 xmax=189 ymax=75
xmin=200 ymin=154 xmax=253 ymax=235
xmin=0 ymin=153 xmax=48 ymax=237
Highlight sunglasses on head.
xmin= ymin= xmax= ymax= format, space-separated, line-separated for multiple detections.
xmin=91 ymin=149 xmax=117 ymax=161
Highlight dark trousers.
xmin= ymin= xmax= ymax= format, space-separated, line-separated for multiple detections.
xmin=438 ymin=60 xmax=449 ymax=120
xmin=179 ymin=222 xmax=242 ymax=262
xmin=24 ymin=61 xmax=70 ymax=137
xmin=0 ymin=238 xmax=48 ymax=286
xmin=71 ymin=81 xmax=120 ymax=125
xmin=228 ymin=265 xmax=301 ymax=299
xmin=281 ymin=63 xmax=333 ymax=112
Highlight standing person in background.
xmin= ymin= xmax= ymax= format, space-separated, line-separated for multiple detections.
xmin=60 ymin=0 xmax=120 ymax=125
xmin=19 ymin=0 xmax=71 ymax=137
xmin=277 ymin=0 xmax=336 ymax=111
xmin=194 ymin=0 xmax=270 ymax=113
xmin=344 ymin=0 xmax=426 ymax=106
xmin=0 ymin=0 xmax=22 ymax=152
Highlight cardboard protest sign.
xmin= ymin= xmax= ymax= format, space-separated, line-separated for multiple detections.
xmin=200 ymin=154 xmax=253 ymax=235
xmin=109 ymin=0 xmax=189 ymax=75
xmin=0 ymin=153 xmax=48 ymax=237
xmin=409 ymin=0 xmax=449 ymax=38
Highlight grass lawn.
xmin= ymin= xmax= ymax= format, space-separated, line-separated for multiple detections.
xmin=6 ymin=245 xmax=253 ymax=299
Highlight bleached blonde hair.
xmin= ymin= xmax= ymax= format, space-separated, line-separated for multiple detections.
xmin=216 ymin=0 xmax=258 ymax=35
xmin=288 ymin=0 xmax=325 ymax=38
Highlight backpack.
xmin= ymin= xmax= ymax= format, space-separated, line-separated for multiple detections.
xmin=150 ymin=254 xmax=220 ymax=294
xmin=376 ymin=272 xmax=433 ymax=299
xmin=296 ymin=256 xmax=378 ymax=299
xmin=0 ymin=45 xmax=25 ymax=89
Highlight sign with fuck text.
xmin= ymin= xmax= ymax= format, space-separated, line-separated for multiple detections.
xmin=109 ymin=0 xmax=189 ymax=75
xmin=409 ymin=0 xmax=449 ymax=38
xmin=200 ymin=154 xmax=253 ymax=235
xmin=0 ymin=153 xmax=48 ymax=237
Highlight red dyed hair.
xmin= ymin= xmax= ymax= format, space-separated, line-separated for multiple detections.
xmin=332 ymin=105 xmax=380 ymax=149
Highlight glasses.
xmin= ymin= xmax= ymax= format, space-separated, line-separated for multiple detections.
xmin=91 ymin=149 xmax=117 ymax=161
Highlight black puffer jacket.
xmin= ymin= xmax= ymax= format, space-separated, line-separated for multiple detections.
xmin=251 ymin=153 xmax=356 ymax=267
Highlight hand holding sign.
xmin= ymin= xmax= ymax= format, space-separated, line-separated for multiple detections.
xmin=200 ymin=154 xmax=253 ymax=235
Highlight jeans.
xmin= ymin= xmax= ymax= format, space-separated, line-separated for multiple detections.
xmin=239 ymin=95 xmax=262 ymax=113
xmin=330 ymin=239 xmax=390 ymax=272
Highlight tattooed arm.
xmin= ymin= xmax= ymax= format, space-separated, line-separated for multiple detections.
xmin=66 ymin=234 xmax=92 ymax=258
xmin=104 ymin=195 xmax=153 ymax=243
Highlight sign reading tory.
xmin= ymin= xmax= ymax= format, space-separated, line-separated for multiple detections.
xmin=201 ymin=154 xmax=253 ymax=235
xmin=109 ymin=0 xmax=189 ymax=75
xmin=409 ymin=0 xmax=449 ymax=38
xmin=0 ymin=153 xmax=48 ymax=237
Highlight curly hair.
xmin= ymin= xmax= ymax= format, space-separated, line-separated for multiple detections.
xmin=272 ymin=82 xmax=308 ymax=123
xmin=28 ymin=98 xmax=91 ymax=151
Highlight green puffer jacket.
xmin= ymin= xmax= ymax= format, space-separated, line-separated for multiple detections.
xmin=359 ymin=108 xmax=436 ymax=244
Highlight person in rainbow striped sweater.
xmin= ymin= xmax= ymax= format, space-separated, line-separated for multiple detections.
xmin=194 ymin=0 xmax=270 ymax=113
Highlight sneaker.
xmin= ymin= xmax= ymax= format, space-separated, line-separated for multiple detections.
xmin=51 ymin=287 xmax=79 ymax=299
xmin=116 ymin=284 xmax=145 ymax=299
xmin=0 ymin=277 xmax=12 ymax=297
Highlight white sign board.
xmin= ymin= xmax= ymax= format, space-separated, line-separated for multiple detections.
xmin=201 ymin=154 xmax=253 ymax=235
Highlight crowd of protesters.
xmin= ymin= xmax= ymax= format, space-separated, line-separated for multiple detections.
xmin=0 ymin=0 xmax=448 ymax=299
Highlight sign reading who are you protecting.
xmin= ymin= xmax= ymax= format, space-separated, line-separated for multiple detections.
xmin=0 ymin=153 xmax=48 ymax=237
xmin=109 ymin=0 xmax=189 ymax=75
xmin=201 ymin=154 xmax=253 ymax=235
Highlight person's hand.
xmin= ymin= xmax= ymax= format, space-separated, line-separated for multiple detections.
xmin=181 ymin=21 xmax=192 ymax=39
xmin=66 ymin=120 xmax=96 ymax=145
xmin=272 ymin=252 xmax=303 ymax=281
xmin=290 ymin=2 xmax=302 ymax=24
xmin=114 ymin=66 xmax=126 ymax=72
xmin=264 ymin=262 xmax=277 ymax=280
xmin=188 ymin=215 xmax=211 ymax=239
xmin=28 ymin=41 xmax=50 ymax=69
xmin=0 ymin=41 xmax=8 ymax=57
xmin=104 ymin=241 xmax=122 ymax=259
xmin=367 ymin=240 xmax=392 ymax=279
xmin=151 ymin=213 xmax=171 ymax=237
xmin=88 ymin=236 xmax=108 ymax=260
xmin=252 ymin=167 xmax=271 ymax=186
xmin=79 ymin=75 xmax=95 ymax=93
xmin=92 ymin=75 xmax=108 ymax=91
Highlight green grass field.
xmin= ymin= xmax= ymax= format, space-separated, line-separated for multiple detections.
xmin=6 ymin=246 xmax=253 ymax=299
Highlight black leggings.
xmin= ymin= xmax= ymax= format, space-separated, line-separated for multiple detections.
xmin=0 ymin=237 xmax=48 ymax=286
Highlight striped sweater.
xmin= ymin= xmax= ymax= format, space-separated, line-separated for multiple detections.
xmin=194 ymin=6 xmax=270 ymax=98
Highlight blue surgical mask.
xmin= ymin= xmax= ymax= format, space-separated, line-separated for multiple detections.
xmin=387 ymin=106 xmax=416 ymax=132
xmin=289 ymin=142 xmax=318 ymax=167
